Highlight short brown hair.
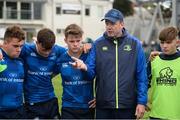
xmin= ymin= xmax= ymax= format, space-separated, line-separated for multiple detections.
xmin=159 ymin=26 xmax=178 ymax=41
xmin=4 ymin=25 xmax=25 ymax=41
xmin=64 ymin=24 xmax=83 ymax=38
xmin=37 ymin=28 xmax=55 ymax=49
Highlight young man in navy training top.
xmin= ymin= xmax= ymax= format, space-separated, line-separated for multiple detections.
xmin=70 ymin=8 xmax=148 ymax=119
xmin=21 ymin=28 xmax=64 ymax=119
xmin=56 ymin=24 xmax=95 ymax=119
xmin=0 ymin=25 xmax=25 ymax=119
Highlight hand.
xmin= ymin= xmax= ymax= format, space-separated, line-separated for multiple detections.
xmin=69 ymin=56 xmax=87 ymax=70
xmin=0 ymin=40 xmax=3 ymax=48
xmin=145 ymin=105 xmax=151 ymax=112
xmin=0 ymin=49 xmax=3 ymax=60
xmin=149 ymin=51 xmax=160 ymax=61
xmin=81 ymin=43 xmax=92 ymax=53
xmin=88 ymin=98 xmax=96 ymax=108
xmin=135 ymin=104 xmax=145 ymax=119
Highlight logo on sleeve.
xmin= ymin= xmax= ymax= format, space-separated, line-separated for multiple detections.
xmin=156 ymin=67 xmax=177 ymax=86
xmin=30 ymin=52 xmax=37 ymax=57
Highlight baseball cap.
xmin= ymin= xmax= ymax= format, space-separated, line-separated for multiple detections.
xmin=101 ymin=9 xmax=124 ymax=23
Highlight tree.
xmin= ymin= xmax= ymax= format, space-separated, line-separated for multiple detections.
xmin=113 ymin=0 xmax=134 ymax=16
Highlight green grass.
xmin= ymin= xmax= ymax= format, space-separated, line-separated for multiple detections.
xmin=52 ymin=74 xmax=63 ymax=112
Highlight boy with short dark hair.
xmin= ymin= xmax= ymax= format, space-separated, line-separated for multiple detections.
xmin=22 ymin=28 xmax=65 ymax=119
xmin=57 ymin=24 xmax=95 ymax=119
xmin=148 ymin=26 xmax=180 ymax=119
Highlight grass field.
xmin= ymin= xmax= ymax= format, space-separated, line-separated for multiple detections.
xmin=52 ymin=74 xmax=63 ymax=112
xmin=52 ymin=74 xmax=150 ymax=118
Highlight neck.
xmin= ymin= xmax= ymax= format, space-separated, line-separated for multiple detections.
xmin=68 ymin=50 xmax=82 ymax=58
xmin=1 ymin=47 xmax=7 ymax=54
xmin=1 ymin=47 xmax=12 ymax=59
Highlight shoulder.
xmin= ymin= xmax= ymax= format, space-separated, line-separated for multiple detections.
xmin=24 ymin=42 xmax=35 ymax=48
xmin=23 ymin=42 xmax=36 ymax=50
xmin=53 ymin=45 xmax=66 ymax=52
xmin=21 ymin=42 xmax=36 ymax=54
xmin=126 ymin=34 xmax=141 ymax=44
xmin=57 ymin=52 xmax=72 ymax=65
xmin=94 ymin=35 xmax=106 ymax=44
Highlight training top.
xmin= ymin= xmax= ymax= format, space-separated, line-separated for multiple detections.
xmin=57 ymin=52 xmax=94 ymax=108
xmin=149 ymin=52 xmax=180 ymax=119
xmin=20 ymin=43 xmax=66 ymax=103
xmin=0 ymin=49 xmax=24 ymax=111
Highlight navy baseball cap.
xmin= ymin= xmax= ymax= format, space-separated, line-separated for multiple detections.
xmin=101 ymin=9 xmax=124 ymax=23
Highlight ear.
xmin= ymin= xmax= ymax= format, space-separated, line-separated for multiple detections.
xmin=64 ymin=38 xmax=67 ymax=44
xmin=36 ymin=40 xmax=40 ymax=45
xmin=120 ymin=21 xmax=124 ymax=27
xmin=177 ymin=39 xmax=180 ymax=45
xmin=3 ymin=40 xmax=8 ymax=45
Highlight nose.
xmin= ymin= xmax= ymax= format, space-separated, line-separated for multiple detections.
xmin=74 ymin=41 xmax=79 ymax=46
xmin=162 ymin=43 xmax=168 ymax=48
xmin=17 ymin=47 xmax=21 ymax=52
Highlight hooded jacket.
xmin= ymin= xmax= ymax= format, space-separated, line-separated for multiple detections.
xmin=85 ymin=28 xmax=148 ymax=109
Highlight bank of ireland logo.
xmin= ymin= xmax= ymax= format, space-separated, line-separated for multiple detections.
xmin=9 ymin=73 xmax=18 ymax=77
xmin=40 ymin=66 xmax=47 ymax=71
xmin=123 ymin=45 xmax=132 ymax=51
xmin=157 ymin=67 xmax=177 ymax=86
xmin=73 ymin=76 xmax=80 ymax=81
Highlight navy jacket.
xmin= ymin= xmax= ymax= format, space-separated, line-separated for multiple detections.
xmin=85 ymin=28 xmax=148 ymax=109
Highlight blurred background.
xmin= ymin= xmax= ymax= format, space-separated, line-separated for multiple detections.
xmin=0 ymin=0 xmax=178 ymax=47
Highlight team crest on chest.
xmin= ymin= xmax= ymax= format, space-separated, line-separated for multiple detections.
xmin=123 ymin=45 xmax=132 ymax=51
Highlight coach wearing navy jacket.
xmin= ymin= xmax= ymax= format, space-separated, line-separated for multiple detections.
xmin=71 ymin=8 xmax=148 ymax=119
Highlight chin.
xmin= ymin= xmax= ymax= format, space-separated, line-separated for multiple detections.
xmin=42 ymin=55 xmax=49 ymax=57
xmin=72 ymin=49 xmax=79 ymax=53
xmin=12 ymin=55 xmax=19 ymax=58
xmin=164 ymin=51 xmax=171 ymax=55
xmin=107 ymin=34 xmax=114 ymax=37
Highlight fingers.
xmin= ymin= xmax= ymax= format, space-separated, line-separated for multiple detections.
xmin=149 ymin=51 xmax=160 ymax=61
xmin=135 ymin=112 xmax=144 ymax=120
xmin=88 ymin=98 xmax=95 ymax=104
xmin=88 ymin=98 xmax=96 ymax=108
xmin=81 ymin=43 xmax=92 ymax=53
xmin=135 ymin=104 xmax=145 ymax=119
xmin=71 ymin=56 xmax=79 ymax=62
xmin=69 ymin=57 xmax=87 ymax=70
xmin=89 ymin=102 xmax=96 ymax=108
xmin=83 ymin=44 xmax=88 ymax=53
xmin=145 ymin=105 xmax=150 ymax=111
xmin=0 ymin=50 xmax=3 ymax=60
xmin=70 ymin=57 xmax=83 ymax=68
xmin=69 ymin=61 xmax=77 ymax=66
